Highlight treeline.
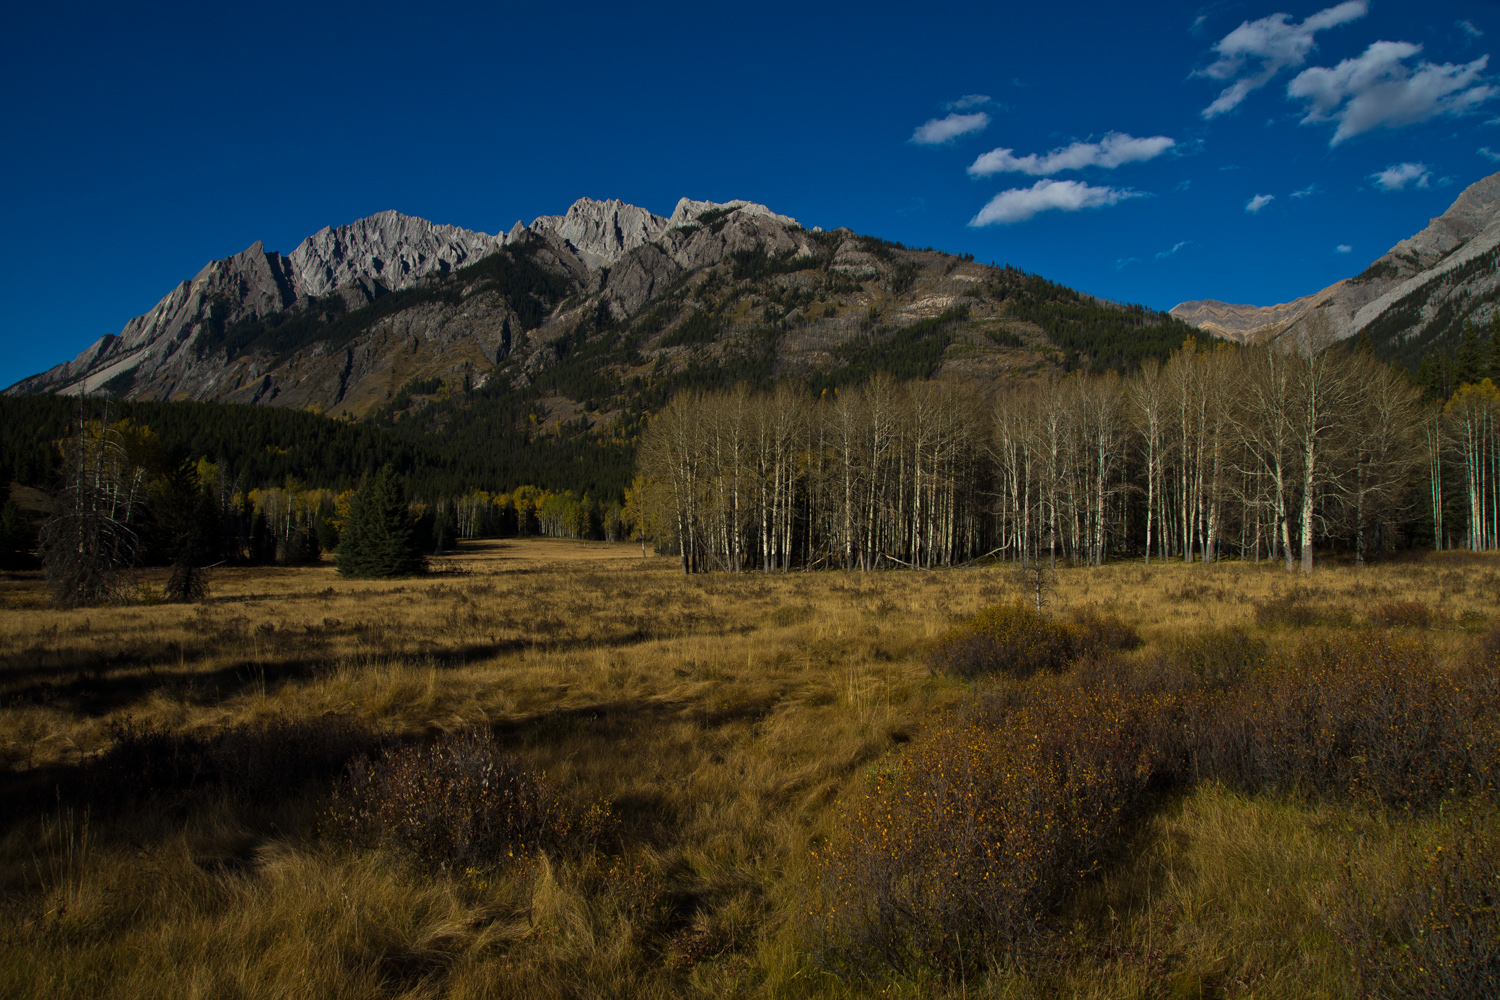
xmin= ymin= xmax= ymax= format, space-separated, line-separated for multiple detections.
xmin=1412 ymin=314 xmax=1500 ymax=399
xmin=634 ymin=323 xmax=1472 ymax=573
xmin=25 ymin=411 xmax=632 ymax=601
xmin=0 ymin=394 xmax=633 ymax=501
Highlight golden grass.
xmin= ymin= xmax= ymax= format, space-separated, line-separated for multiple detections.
xmin=1 ymin=540 xmax=1496 ymax=997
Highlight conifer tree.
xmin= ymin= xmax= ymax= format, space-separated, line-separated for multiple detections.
xmin=1415 ymin=353 xmax=1441 ymax=399
xmin=1456 ymin=319 xmax=1483 ymax=387
xmin=0 ymin=499 xmax=37 ymax=570
xmin=336 ymin=465 xmax=425 ymax=578
xmin=1488 ymin=312 xmax=1500 ymax=383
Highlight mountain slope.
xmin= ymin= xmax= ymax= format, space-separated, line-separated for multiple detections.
xmin=1171 ymin=172 xmax=1500 ymax=364
xmin=8 ymin=198 xmax=1197 ymax=437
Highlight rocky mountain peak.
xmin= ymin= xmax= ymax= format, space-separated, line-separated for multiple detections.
xmin=288 ymin=210 xmax=500 ymax=297
xmin=1172 ymin=171 xmax=1500 ymax=351
xmin=522 ymin=198 xmax=670 ymax=268
xmin=6 ymin=193 xmax=816 ymax=401
xmin=667 ymin=198 xmax=800 ymax=230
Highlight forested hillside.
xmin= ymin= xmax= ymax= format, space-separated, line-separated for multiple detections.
xmin=4 ymin=201 xmax=1200 ymax=513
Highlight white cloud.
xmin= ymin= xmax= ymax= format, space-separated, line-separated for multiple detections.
xmin=1156 ymin=240 xmax=1192 ymax=259
xmin=1336 ymin=244 xmax=1353 ymax=253
xmin=1482 ymin=147 xmax=1500 ymax=163
xmin=911 ymin=112 xmax=991 ymax=145
xmin=968 ymin=132 xmax=1176 ymax=177
xmin=1199 ymin=1 xmax=1368 ymax=118
xmin=968 ymin=179 xmax=1141 ymax=226
xmin=1290 ymin=183 xmax=1319 ymax=198
xmin=947 ymin=94 xmax=993 ymax=110
xmin=1288 ymin=43 xmax=1495 ymax=145
xmin=1370 ymin=162 xmax=1432 ymax=190
xmin=1191 ymin=14 xmax=1208 ymax=35
xmin=1460 ymin=20 xmax=1484 ymax=40
xmin=1246 ymin=193 xmax=1276 ymax=213
xmin=1115 ymin=256 xmax=1141 ymax=270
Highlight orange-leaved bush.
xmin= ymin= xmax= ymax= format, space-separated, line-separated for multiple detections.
xmin=1189 ymin=633 xmax=1499 ymax=808
xmin=808 ymin=683 xmax=1155 ymax=979
xmin=925 ymin=602 xmax=1138 ymax=680
xmin=329 ymin=727 xmax=612 ymax=873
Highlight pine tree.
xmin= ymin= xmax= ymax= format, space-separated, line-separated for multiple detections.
xmin=1488 ymin=312 xmax=1500 ymax=383
xmin=1456 ymin=319 xmax=1483 ymax=387
xmin=0 ymin=500 xmax=37 ymax=570
xmin=1415 ymin=353 xmax=1441 ymax=399
xmin=336 ymin=465 xmax=425 ymax=578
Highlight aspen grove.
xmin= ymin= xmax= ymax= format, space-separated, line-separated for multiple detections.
xmin=631 ymin=330 xmax=1500 ymax=573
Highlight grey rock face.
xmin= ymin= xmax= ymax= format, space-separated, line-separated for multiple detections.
xmin=7 ymin=194 xmax=814 ymax=403
xmin=524 ymin=198 xmax=669 ymax=268
xmin=1172 ymin=171 xmax=1500 ymax=346
xmin=666 ymin=198 xmax=800 ymax=230
xmin=289 ymin=210 xmax=501 ymax=297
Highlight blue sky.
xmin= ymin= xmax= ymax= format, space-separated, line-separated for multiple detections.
xmin=2 ymin=0 xmax=1497 ymax=389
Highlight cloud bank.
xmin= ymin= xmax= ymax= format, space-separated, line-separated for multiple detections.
xmin=1288 ymin=43 xmax=1494 ymax=145
xmin=1370 ymin=162 xmax=1431 ymax=190
xmin=1199 ymin=1 xmax=1367 ymax=118
xmin=910 ymin=112 xmax=991 ymax=145
xmin=968 ymin=132 xmax=1175 ymax=177
xmin=969 ymin=179 xmax=1140 ymax=226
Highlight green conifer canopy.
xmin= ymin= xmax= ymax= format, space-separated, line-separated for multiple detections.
xmin=336 ymin=466 xmax=425 ymax=579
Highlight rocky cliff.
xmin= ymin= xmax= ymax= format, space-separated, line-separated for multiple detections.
xmin=8 ymin=196 xmax=1190 ymax=432
xmin=1171 ymin=172 xmax=1500 ymax=362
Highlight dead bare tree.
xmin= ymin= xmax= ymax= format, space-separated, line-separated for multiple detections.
xmin=40 ymin=403 xmax=142 ymax=606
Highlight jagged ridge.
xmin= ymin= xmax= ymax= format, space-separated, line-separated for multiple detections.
xmin=1170 ymin=171 xmax=1500 ymax=359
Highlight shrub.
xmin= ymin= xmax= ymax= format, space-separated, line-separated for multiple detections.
xmin=809 ymin=686 xmax=1155 ymax=979
xmin=1161 ymin=625 xmax=1267 ymax=690
xmin=1067 ymin=607 xmax=1143 ymax=655
xmin=1191 ymin=635 xmax=1499 ymax=808
xmin=1368 ymin=600 xmax=1451 ymax=629
xmin=924 ymin=602 xmax=1082 ymax=679
xmin=330 ymin=727 xmax=611 ymax=873
xmin=1254 ymin=591 xmax=1354 ymax=628
xmin=926 ymin=603 xmax=1141 ymax=681
xmin=1333 ymin=808 xmax=1500 ymax=998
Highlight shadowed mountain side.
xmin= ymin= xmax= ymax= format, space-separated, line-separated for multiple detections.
xmin=1171 ymin=172 xmax=1500 ymax=365
xmin=6 ymin=199 xmax=1197 ymax=439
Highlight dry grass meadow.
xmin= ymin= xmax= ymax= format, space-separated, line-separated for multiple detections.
xmin=1 ymin=540 xmax=1496 ymax=998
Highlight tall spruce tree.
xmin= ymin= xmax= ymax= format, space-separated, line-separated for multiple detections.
xmin=336 ymin=465 xmax=425 ymax=578
xmin=1456 ymin=319 xmax=1484 ymax=387
xmin=1488 ymin=312 xmax=1500 ymax=383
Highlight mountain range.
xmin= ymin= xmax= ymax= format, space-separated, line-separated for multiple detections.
xmin=5 ymin=196 xmax=1191 ymax=435
xmin=17 ymin=173 xmax=1498 ymax=438
xmin=1171 ymin=171 xmax=1500 ymax=365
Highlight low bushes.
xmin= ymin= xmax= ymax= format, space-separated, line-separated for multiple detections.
xmin=1333 ymin=806 xmax=1500 ymax=998
xmin=810 ymin=681 xmax=1155 ymax=979
xmin=1190 ymin=635 xmax=1498 ymax=808
xmin=816 ymin=616 xmax=1500 ymax=981
xmin=329 ymin=727 xmax=612 ymax=874
xmin=1367 ymin=600 xmax=1451 ymax=629
xmin=925 ymin=603 xmax=1139 ymax=680
xmin=1158 ymin=624 xmax=1266 ymax=690
xmin=1254 ymin=590 xmax=1354 ymax=628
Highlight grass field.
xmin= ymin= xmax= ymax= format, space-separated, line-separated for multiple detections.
xmin=1 ymin=540 xmax=1496 ymax=998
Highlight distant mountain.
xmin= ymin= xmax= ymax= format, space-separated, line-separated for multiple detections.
xmin=1172 ymin=172 xmax=1500 ymax=365
xmin=7 ymin=197 xmax=1195 ymax=434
